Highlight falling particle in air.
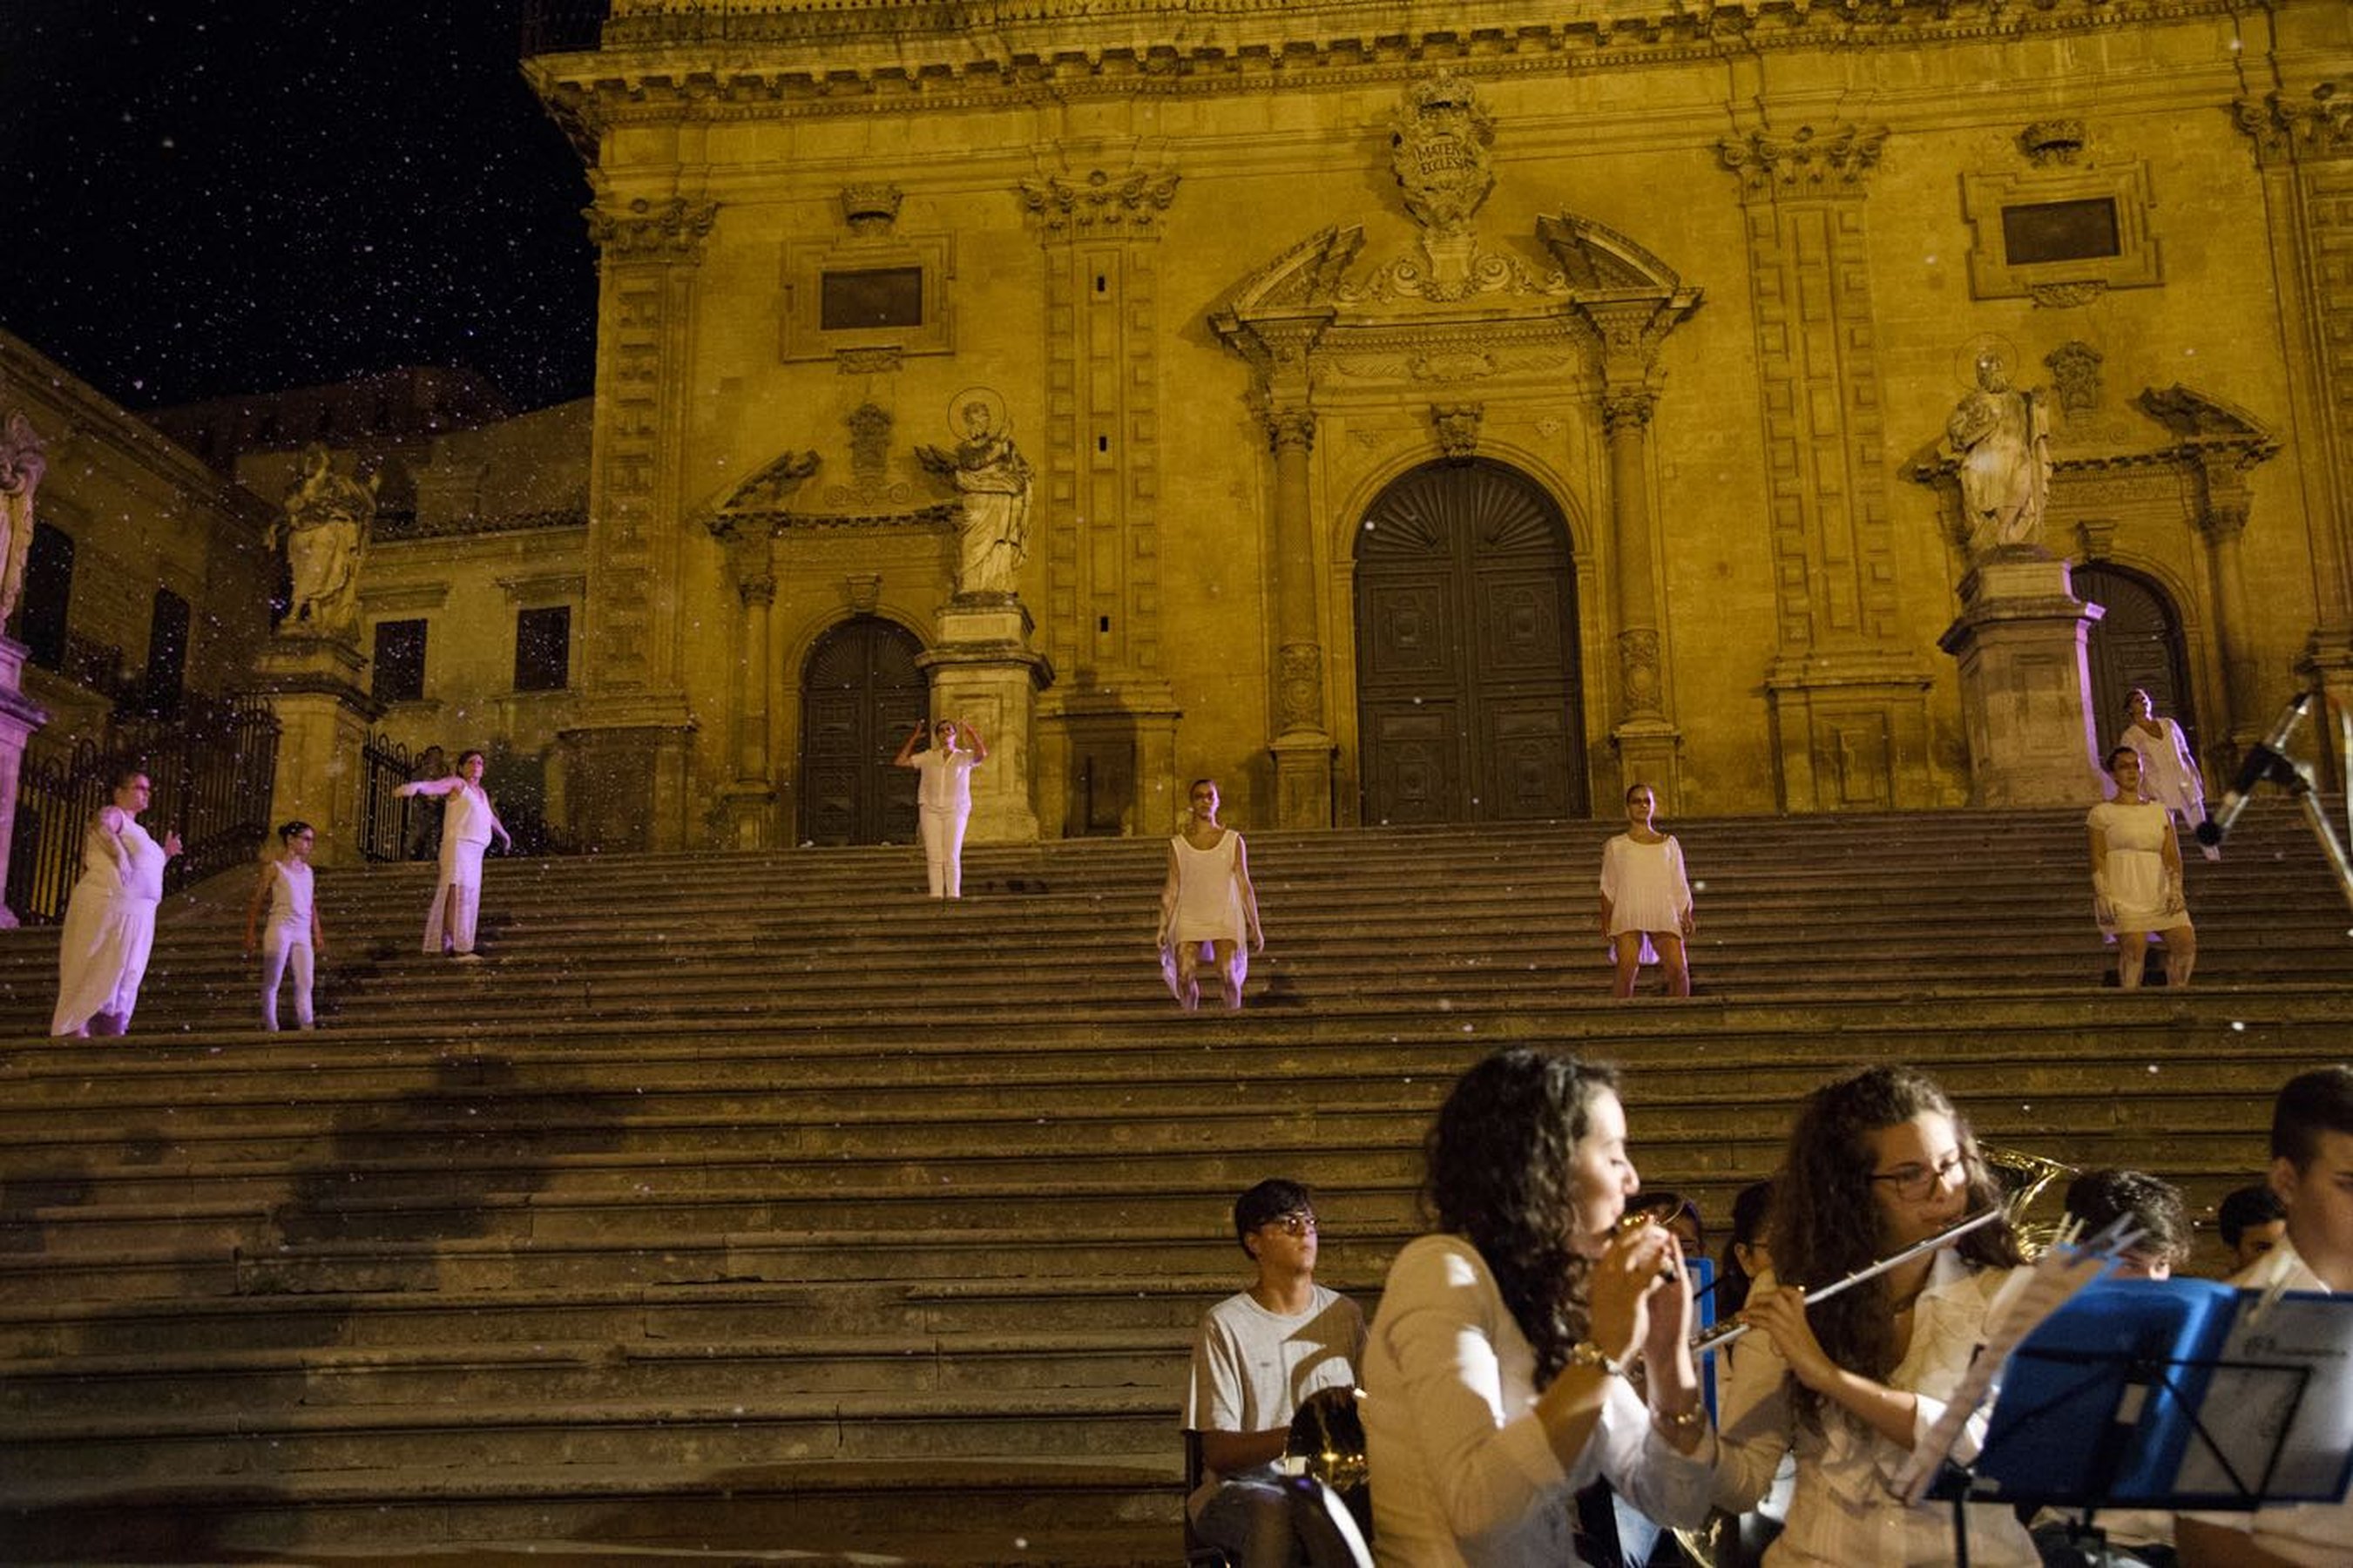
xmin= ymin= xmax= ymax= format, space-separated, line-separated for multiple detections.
xmin=2147 ymin=1064 xmax=2160 ymax=1074
xmin=2230 ymin=1020 xmax=2246 ymax=1032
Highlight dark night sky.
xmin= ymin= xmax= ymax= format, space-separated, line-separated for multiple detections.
xmin=0 ymin=1 xmax=598 ymax=414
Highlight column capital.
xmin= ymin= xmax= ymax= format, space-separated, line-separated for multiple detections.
xmin=1019 ymin=163 xmax=1180 ymax=240
xmin=1717 ymin=125 xmax=1888 ymax=203
xmin=2235 ymin=88 xmax=2353 ymax=170
xmin=1264 ymin=407 xmax=1316 ymax=454
xmin=1600 ymin=387 xmax=1656 ymax=435
xmin=585 ymin=196 xmax=719 ymax=261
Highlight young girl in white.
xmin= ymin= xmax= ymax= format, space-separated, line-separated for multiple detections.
xmin=394 ymin=748 xmax=511 ymax=957
xmin=894 ymin=717 xmax=989 ymax=898
xmin=1157 ymin=780 xmax=1264 ymax=1012
xmin=1599 ymin=782 xmax=1696 ymax=998
xmin=244 ymin=820 xmax=324 ymax=1031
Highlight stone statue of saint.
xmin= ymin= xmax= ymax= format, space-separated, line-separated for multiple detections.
xmin=918 ymin=395 xmax=1033 ymax=598
xmin=0 ymin=411 xmax=48 ymax=633
xmin=1944 ymin=353 xmax=2053 ymax=558
xmin=274 ymin=443 xmax=376 ymax=638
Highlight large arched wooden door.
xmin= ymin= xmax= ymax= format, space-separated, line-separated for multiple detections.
xmin=799 ymin=617 xmax=927 ymax=845
xmin=1355 ymin=460 xmax=1586 ymax=824
xmin=2074 ymin=564 xmax=2197 ymax=759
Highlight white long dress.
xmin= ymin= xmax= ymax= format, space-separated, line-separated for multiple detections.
xmin=2088 ymin=799 xmax=2191 ymax=936
xmin=2122 ymin=717 xmax=2206 ymax=826
xmin=417 ymin=781 xmax=498 ymax=955
xmin=51 ymin=813 xmax=169 ymax=1035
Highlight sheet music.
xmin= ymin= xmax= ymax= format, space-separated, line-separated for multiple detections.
xmin=1895 ymin=1243 xmax=2113 ymax=1504
xmin=2172 ymin=1292 xmax=2353 ymax=1505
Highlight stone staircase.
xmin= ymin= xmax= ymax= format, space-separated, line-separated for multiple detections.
xmin=1 ymin=803 xmax=2348 ymax=1563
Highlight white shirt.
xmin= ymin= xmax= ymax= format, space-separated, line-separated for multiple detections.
xmin=1181 ymin=1284 xmax=1365 ymax=1511
xmin=914 ymin=748 xmax=978 ymax=813
xmin=1360 ymin=1233 xmax=1715 ymax=1566
xmin=2180 ymin=1238 xmax=2350 ymax=1566
xmin=1711 ymin=1250 xmax=2038 ymax=1565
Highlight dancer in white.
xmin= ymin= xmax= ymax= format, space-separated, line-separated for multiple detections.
xmin=894 ymin=717 xmax=988 ymax=898
xmin=2120 ymin=687 xmax=2218 ymax=860
xmin=51 ymin=767 xmax=181 ymax=1037
xmin=244 ymin=820 xmax=325 ymax=1031
xmin=1157 ymin=779 xmax=1263 ymax=1012
xmin=2088 ymin=745 xmax=2195 ymax=990
xmin=1599 ymin=782 xmax=1696 ymax=998
xmin=394 ymin=749 xmax=510 ymax=959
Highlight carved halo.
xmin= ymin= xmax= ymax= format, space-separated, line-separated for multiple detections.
xmin=947 ymin=385 xmax=1011 ymax=437
xmin=1953 ymin=332 xmax=2021 ymax=389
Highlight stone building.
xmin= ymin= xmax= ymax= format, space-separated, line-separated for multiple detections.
xmin=513 ymin=0 xmax=2351 ymax=852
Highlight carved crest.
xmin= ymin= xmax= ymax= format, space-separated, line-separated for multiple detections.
xmin=1389 ymin=73 xmax=1495 ymax=235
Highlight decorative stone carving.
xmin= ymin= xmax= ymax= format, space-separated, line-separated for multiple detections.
xmin=274 ymin=443 xmax=377 ymax=639
xmin=1618 ymin=627 xmax=1664 ymax=720
xmin=2076 ymin=518 xmax=2119 ymax=560
xmin=2234 ymin=87 xmax=2353 ymax=167
xmin=1944 ymin=351 xmax=2054 ymax=559
xmin=841 ymin=182 xmax=903 ymax=237
xmin=845 ymin=572 xmax=882 ymax=616
xmin=0 ymin=410 xmax=48 ymax=630
xmin=917 ymin=389 xmax=1034 ymax=598
xmin=1600 ymin=388 xmax=1657 ymax=434
xmin=2018 ymin=120 xmax=2087 ymax=166
xmin=1276 ymin=643 xmax=1324 ymax=731
xmin=2029 ymin=280 xmax=2108 ymax=309
xmin=1389 ymin=72 xmax=1497 ymax=237
xmin=1018 ymin=166 xmax=1180 ymax=236
xmin=835 ymin=347 xmax=904 ymax=375
xmin=1717 ymin=125 xmax=1889 ymax=199
xmin=1430 ymin=403 xmax=1483 ymax=462
xmin=584 ymin=196 xmax=719 ymax=260
xmin=1264 ymin=409 xmax=1316 ymax=454
xmin=720 ymin=449 xmax=822 ymax=514
xmin=2045 ymin=341 xmax=2104 ymax=416
xmin=847 ymin=402 xmax=892 ymax=481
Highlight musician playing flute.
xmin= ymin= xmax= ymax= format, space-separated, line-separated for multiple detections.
xmin=1710 ymin=1064 xmax=2036 ymax=1565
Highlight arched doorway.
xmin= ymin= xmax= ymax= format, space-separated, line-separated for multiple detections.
xmin=2074 ymin=563 xmax=2197 ymax=760
xmin=798 ymin=617 xmax=927 ymax=845
xmin=1355 ymin=459 xmax=1586 ymax=824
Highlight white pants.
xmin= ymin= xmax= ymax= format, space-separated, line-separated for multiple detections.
xmin=920 ymin=806 xmax=967 ymax=898
xmin=423 ymin=837 xmax=487 ymax=954
xmin=260 ymin=928 xmax=314 ymax=1031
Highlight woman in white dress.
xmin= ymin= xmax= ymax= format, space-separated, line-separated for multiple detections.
xmin=1599 ymin=782 xmax=1695 ymax=998
xmin=2119 ymin=688 xmax=2218 ymax=860
xmin=1713 ymin=1064 xmax=2036 ymax=1566
xmin=1156 ymin=779 xmax=1263 ymax=1012
xmin=394 ymin=748 xmax=510 ymax=959
xmin=2088 ymin=745 xmax=2196 ymax=990
xmin=1360 ymin=1047 xmax=1714 ymax=1566
xmin=244 ymin=819 xmax=325 ymax=1031
xmin=894 ymin=716 xmax=989 ymax=898
xmin=51 ymin=767 xmax=182 ymax=1037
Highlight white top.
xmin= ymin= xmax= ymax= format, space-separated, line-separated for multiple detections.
xmin=1360 ymin=1233 xmax=1716 ymax=1567
xmin=1170 ymin=828 xmax=1247 ymax=947
xmin=263 ymin=860 xmax=314 ymax=932
xmin=2121 ymin=716 xmax=2205 ymax=823
xmin=2181 ymin=1238 xmax=2349 ymax=1565
xmin=1599 ymin=834 xmax=1691 ymax=937
xmin=914 ymin=748 xmax=979 ymax=813
xmin=2087 ymin=799 xmax=2190 ymax=935
xmin=1711 ymin=1250 xmax=2038 ymax=1566
xmin=81 ymin=813 xmax=167 ymax=903
xmin=1182 ymin=1285 xmax=1365 ymax=1506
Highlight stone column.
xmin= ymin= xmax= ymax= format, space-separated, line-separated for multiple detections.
xmin=250 ymin=635 xmax=383 ymax=868
xmin=2193 ymin=466 xmax=2267 ymax=761
xmin=713 ymin=524 xmax=778 ymax=848
xmin=1937 ymin=557 xmax=2107 ymax=806
xmin=918 ymin=599 xmax=1051 ymax=843
xmin=1600 ymin=386 xmax=1678 ymax=795
xmin=1266 ymin=405 xmax=1335 ymax=828
xmin=0 ymin=639 xmax=49 ymax=927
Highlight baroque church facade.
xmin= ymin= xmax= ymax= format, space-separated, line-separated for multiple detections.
xmin=503 ymin=0 xmax=2350 ymax=852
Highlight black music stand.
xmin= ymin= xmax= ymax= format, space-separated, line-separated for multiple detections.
xmin=1924 ymin=1281 xmax=2353 ymax=1567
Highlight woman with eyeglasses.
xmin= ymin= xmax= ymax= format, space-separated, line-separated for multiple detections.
xmin=244 ymin=819 xmax=326 ymax=1031
xmin=51 ymin=767 xmax=182 ymax=1037
xmin=1360 ymin=1047 xmax=1714 ymax=1565
xmin=1711 ymin=1064 xmax=2034 ymax=1565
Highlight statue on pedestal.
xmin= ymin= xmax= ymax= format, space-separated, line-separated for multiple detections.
xmin=274 ymin=443 xmax=375 ymax=638
xmin=0 ymin=410 xmax=48 ymax=632
xmin=1944 ymin=352 xmax=2053 ymax=559
xmin=918 ymin=389 xmax=1033 ymax=598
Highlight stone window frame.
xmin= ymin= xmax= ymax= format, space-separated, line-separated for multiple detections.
xmin=780 ymin=233 xmax=956 ymax=363
xmin=510 ymin=603 xmax=572 ymax=694
xmin=370 ymin=617 xmax=429 ymax=706
xmin=1961 ymin=163 xmax=2162 ymax=301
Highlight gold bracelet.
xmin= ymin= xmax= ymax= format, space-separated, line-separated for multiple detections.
xmin=1565 ymin=1340 xmax=1626 ymax=1379
xmin=1650 ymin=1403 xmax=1707 ymax=1433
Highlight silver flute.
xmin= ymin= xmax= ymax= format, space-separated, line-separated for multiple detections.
xmin=1690 ymin=1206 xmax=2004 ymax=1357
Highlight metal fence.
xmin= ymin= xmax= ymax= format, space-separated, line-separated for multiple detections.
xmin=7 ymin=695 xmax=281 ymax=926
xmin=357 ymin=731 xmax=420 ymax=864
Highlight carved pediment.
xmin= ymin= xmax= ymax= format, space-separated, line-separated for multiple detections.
xmin=1536 ymin=213 xmax=1687 ymax=297
xmin=2134 ymin=385 xmax=2276 ymax=451
xmin=1216 ymin=225 xmax=1365 ymax=320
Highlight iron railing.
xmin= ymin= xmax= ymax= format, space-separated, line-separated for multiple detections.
xmin=357 ymin=732 xmax=422 ymax=864
xmin=7 ymin=695 xmax=281 ymax=925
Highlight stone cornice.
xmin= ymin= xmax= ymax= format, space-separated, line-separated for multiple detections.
xmin=584 ymin=196 xmax=720 ymax=260
xmin=1719 ymin=125 xmax=1890 ymax=200
xmin=529 ymin=0 xmax=2252 ymax=127
xmin=2234 ymin=89 xmax=2353 ymax=168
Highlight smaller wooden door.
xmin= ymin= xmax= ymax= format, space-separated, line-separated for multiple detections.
xmin=2075 ymin=564 xmax=2196 ymax=760
xmin=799 ymin=618 xmax=927 ymax=845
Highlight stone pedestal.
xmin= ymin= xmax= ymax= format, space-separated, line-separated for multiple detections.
xmin=917 ymin=598 xmax=1052 ymax=843
xmin=1938 ymin=554 xmax=2106 ymax=807
xmin=1270 ymin=730 xmax=1335 ymax=830
xmin=250 ymin=636 xmax=382 ymax=868
xmin=1608 ymin=717 xmax=1682 ymax=808
xmin=0 ymin=638 xmax=51 ymax=927
xmin=714 ymin=783 xmax=776 ymax=849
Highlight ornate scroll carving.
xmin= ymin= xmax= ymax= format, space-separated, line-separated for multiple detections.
xmin=1276 ymin=643 xmax=1324 ymax=732
xmin=1430 ymin=403 xmax=1483 ymax=462
xmin=585 ymin=196 xmax=719 ymax=260
xmin=1718 ymin=125 xmax=1889 ymax=200
xmin=1019 ymin=166 xmax=1180 ymax=237
xmin=2235 ymin=89 xmax=2353 ymax=168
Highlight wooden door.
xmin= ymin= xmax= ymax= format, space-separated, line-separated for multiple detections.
xmin=799 ymin=617 xmax=927 ymax=845
xmin=1356 ymin=461 xmax=1585 ymax=824
xmin=2074 ymin=564 xmax=2195 ymax=760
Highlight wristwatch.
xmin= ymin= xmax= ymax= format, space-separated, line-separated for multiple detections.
xmin=1565 ymin=1340 xmax=1626 ymax=1379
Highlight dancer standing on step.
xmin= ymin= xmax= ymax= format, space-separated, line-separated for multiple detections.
xmin=894 ymin=716 xmax=987 ymax=898
xmin=2120 ymin=687 xmax=2219 ymax=861
xmin=1599 ymin=782 xmax=1695 ymax=998
xmin=1711 ymin=1064 xmax=2037 ymax=1566
xmin=395 ymin=748 xmax=510 ymax=960
xmin=2089 ymin=745 xmax=2195 ymax=990
xmin=244 ymin=820 xmax=325 ymax=1031
xmin=1157 ymin=778 xmax=1263 ymax=1012
xmin=51 ymin=767 xmax=181 ymax=1037
xmin=1360 ymin=1047 xmax=1714 ymax=1565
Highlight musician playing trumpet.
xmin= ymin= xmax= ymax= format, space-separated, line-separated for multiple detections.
xmin=1712 ymin=1064 xmax=2036 ymax=1565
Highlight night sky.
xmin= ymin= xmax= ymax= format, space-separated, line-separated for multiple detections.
xmin=0 ymin=1 xmax=598 ymax=414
